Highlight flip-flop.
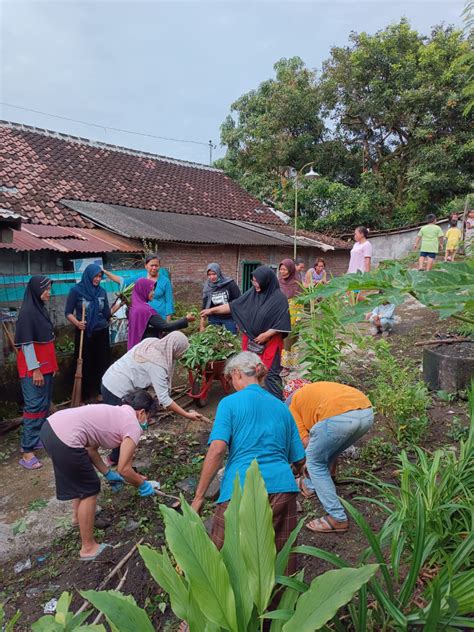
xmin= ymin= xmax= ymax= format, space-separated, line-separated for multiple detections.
xmin=19 ymin=456 xmax=42 ymax=470
xmin=296 ymin=477 xmax=316 ymax=499
xmin=306 ymin=516 xmax=348 ymax=533
xmin=79 ymin=542 xmax=111 ymax=561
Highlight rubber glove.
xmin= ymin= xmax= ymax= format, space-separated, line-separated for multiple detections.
xmin=105 ymin=469 xmax=124 ymax=492
xmin=138 ymin=480 xmax=155 ymax=497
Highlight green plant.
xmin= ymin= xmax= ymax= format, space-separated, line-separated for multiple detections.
xmin=436 ymin=389 xmax=457 ymax=402
xmin=359 ymin=437 xmax=396 ymax=470
xmin=448 ymin=416 xmax=470 ymax=442
xmin=181 ymin=325 xmax=240 ymax=371
xmin=297 ymin=295 xmax=352 ymax=382
xmin=138 ymin=461 xmax=378 ymax=631
xmin=0 ymin=605 xmax=21 ymax=632
xmin=31 ymin=592 xmax=106 ymax=631
xmin=368 ymin=341 xmax=430 ymax=446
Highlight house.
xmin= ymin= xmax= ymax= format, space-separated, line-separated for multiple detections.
xmin=0 ymin=121 xmax=350 ymax=309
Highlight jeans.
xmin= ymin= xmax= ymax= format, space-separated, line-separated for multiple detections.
xmin=208 ymin=316 xmax=238 ymax=335
xmin=20 ymin=373 xmax=54 ymax=452
xmin=305 ymin=408 xmax=374 ymax=522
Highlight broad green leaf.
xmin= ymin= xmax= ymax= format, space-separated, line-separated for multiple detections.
xmin=222 ymin=477 xmax=253 ymax=630
xmin=139 ymin=544 xmax=190 ymax=622
xmin=161 ymin=500 xmax=238 ymax=631
xmin=80 ymin=590 xmax=154 ymax=632
xmin=282 ymin=565 xmax=379 ymax=631
xmin=239 ymin=460 xmax=276 ymax=614
xmin=55 ymin=592 xmax=72 ymax=626
xmin=31 ymin=618 xmax=62 ymax=632
xmin=269 ymin=569 xmax=305 ymax=632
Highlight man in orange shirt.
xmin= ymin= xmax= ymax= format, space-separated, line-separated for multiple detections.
xmin=287 ymin=382 xmax=373 ymax=533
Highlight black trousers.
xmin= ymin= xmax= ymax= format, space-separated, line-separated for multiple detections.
xmin=75 ymin=327 xmax=111 ymax=400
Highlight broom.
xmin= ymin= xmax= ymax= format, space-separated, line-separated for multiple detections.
xmin=71 ymin=303 xmax=86 ymax=408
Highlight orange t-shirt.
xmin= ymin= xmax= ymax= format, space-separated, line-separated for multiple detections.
xmin=289 ymin=382 xmax=371 ymax=442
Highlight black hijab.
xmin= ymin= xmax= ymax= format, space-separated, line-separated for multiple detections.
xmin=14 ymin=276 xmax=55 ymax=346
xmin=230 ymin=266 xmax=291 ymax=339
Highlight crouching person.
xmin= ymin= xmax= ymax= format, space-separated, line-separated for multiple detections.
xmin=40 ymin=389 xmax=156 ymax=561
xmin=191 ymin=352 xmax=305 ymax=571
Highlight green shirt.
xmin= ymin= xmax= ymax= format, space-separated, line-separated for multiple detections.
xmin=418 ymin=224 xmax=444 ymax=253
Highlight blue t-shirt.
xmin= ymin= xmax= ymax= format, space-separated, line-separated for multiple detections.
xmin=210 ymin=384 xmax=305 ymax=503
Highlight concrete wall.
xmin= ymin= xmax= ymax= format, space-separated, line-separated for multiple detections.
xmin=369 ymin=220 xmax=450 ymax=265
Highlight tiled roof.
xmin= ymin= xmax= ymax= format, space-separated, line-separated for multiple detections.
xmin=0 ymin=121 xmax=280 ymax=228
xmin=270 ymin=224 xmax=351 ymax=250
xmin=0 ymin=224 xmax=141 ymax=253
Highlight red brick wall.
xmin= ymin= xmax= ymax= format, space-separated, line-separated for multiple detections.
xmin=154 ymin=243 xmax=349 ymax=305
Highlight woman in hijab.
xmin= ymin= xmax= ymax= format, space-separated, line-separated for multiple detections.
xmin=102 ymin=331 xmax=203 ymax=464
xmin=200 ymin=263 xmax=240 ymax=334
xmin=127 ymin=278 xmax=195 ymax=350
xmin=148 ymin=254 xmax=175 ymax=321
xmin=65 ymin=264 xmax=111 ymax=401
xmin=278 ymin=258 xmax=303 ymax=375
xmin=15 ymin=276 xmax=58 ymax=470
xmin=201 ymin=266 xmax=291 ymax=398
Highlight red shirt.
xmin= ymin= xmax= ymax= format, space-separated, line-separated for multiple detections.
xmin=242 ymin=333 xmax=283 ymax=370
xmin=17 ymin=342 xmax=58 ymax=378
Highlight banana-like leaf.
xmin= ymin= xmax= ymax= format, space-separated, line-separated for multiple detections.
xmin=239 ymin=460 xmax=276 ymax=614
xmin=138 ymin=544 xmax=190 ymax=622
xmin=80 ymin=590 xmax=154 ymax=632
xmin=222 ymin=477 xmax=254 ymax=630
xmin=282 ymin=565 xmax=379 ymax=631
xmin=269 ymin=570 xmax=305 ymax=632
xmin=161 ymin=500 xmax=238 ymax=631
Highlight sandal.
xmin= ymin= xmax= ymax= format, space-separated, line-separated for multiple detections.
xmin=79 ymin=542 xmax=111 ymax=561
xmin=296 ymin=477 xmax=316 ymax=499
xmin=306 ymin=516 xmax=348 ymax=533
xmin=19 ymin=456 xmax=42 ymax=470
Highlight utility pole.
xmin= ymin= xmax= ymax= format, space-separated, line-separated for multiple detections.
xmin=209 ymin=140 xmax=216 ymax=166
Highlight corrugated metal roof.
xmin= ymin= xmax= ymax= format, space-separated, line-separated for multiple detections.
xmin=61 ymin=199 xmax=346 ymax=250
xmin=22 ymin=225 xmax=87 ymax=239
xmin=0 ymin=226 xmax=141 ymax=253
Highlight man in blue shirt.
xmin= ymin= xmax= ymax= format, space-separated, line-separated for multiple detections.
xmin=191 ymin=352 xmax=305 ymax=571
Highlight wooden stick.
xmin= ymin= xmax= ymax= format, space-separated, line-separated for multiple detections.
xmin=78 ymin=302 xmax=86 ymax=361
xmin=1 ymin=322 xmax=18 ymax=355
xmin=414 ymin=336 xmax=470 ymax=347
xmin=91 ymin=568 xmax=129 ymax=625
xmin=75 ymin=538 xmax=144 ymax=615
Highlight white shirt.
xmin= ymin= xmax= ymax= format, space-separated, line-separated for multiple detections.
xmin=102 ymin=350 xmax=173 ymax=408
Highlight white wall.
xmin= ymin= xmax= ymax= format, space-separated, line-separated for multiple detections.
xmin=370 ymin=220 xmax=450 ymax=265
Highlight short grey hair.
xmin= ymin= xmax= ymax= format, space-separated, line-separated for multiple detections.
xmin=224 ymin=351 xmax=263 ymax=377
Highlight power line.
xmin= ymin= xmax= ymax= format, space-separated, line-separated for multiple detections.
xmin=0 ymin=102 xmax=214 ymax=148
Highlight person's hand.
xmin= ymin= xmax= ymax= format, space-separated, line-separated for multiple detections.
xmin=186 ymin=312 xmax=196 ymax=322
xmin=191 ymin=496 xmax=205 ymax=515
xmin=138 ymin=480 xmax=155 ymax=497
xmin=77 ymin=320 xmax=87 ymax=331
xmin=166 ymin=315 xmax=172 ymax=323
xmin=32 ymin=369 xmax=44 ymax=387
xmin=200 ymin=308 xmax=212 ymax=318
xmin=254 ymin=332 xmax=270 ymax=344
xmin=187 ymin=410 xmax=203 ymax=421
xmin=105 ymin=469 xmax=124 ymax=492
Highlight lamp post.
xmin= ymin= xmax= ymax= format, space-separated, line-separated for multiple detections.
xmin=290 ymin=162 xmax=320 ymax=259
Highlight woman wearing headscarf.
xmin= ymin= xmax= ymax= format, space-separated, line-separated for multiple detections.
xmin=278 ymin=259 xmax=303 ymax=374
xmin=65 ymin=264 xmax=111 ymax=401
xmin=102 ymin=332 xmax=203 ymax=464
xmin=127 ymin=278 xmax=195 ymax=350
xmin=201 ymin=266 xmax=291 ymax=398
xmin=200 ymin=263 xmax=240 ymax=334
xmin=15 ymin=276 xmax=58 ymax=470
xmin=147 ymin=254 xmax=175 ymax=321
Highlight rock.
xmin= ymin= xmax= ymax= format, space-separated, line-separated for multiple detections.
xmin=203 ymin=517 xmax=214 ymax=535
xmin=124 ymin=519 xmax=140 ymax=532
xmin=176 ymin=477 xmax=197 ymax=493
xmin=205 ymin=475 xmax=221 ymax=501
xmin=26 ymin=584 xmax=60 ymax=598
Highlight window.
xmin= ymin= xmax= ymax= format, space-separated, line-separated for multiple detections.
xmin=241 ymin=261 xmax=261 ymax=292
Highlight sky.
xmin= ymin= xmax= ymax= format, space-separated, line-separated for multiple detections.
xmin=0 ymin=0 xmax=466 ymax=165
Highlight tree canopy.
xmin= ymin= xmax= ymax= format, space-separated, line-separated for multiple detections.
xmin=216 ymin=20 xmax=473 ymax=233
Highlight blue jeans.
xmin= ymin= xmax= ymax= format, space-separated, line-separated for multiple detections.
xmin=305 ymin=408 xmax=374 ymax=522
xmin=208 ymin=316 xmax=237 ymax=335
xmin=20 ymin=373 xmax=54 ymax=452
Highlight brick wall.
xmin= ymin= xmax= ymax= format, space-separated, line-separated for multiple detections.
xmin=154 ymin=243 xmax=349 ymax=305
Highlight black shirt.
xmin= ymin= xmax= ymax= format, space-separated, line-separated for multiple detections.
xmin=202 ymin=280 xmax=241 ymax=318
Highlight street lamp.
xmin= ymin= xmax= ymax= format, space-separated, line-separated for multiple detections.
xmin=288 ymin=162 xmax=320 ymax=259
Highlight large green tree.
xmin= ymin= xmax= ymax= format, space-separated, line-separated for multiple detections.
xmin=218 ymin=20 xmax=473 ymax=232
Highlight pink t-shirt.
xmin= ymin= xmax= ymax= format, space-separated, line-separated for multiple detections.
xmin=48 ymin=404 xmax=142 ymax=449
xmin=348 ymin=240 xmax=373 ymax=273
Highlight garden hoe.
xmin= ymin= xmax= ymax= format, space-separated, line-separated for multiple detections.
xmin=71 ymin=303 xmax=86 ymax=408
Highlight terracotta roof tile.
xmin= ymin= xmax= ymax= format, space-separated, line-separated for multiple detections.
xmin=0 ymin=122 xmax=280 ymax=228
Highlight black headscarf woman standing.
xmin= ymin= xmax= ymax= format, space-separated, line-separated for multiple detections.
xmin=14 ymin=276 xmax=58 ymax=470
xmin=201 ymin=266 xmax=290 ymax=398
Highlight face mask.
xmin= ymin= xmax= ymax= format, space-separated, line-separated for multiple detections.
xmin=140 ymin=421 xmax=149 ymax=431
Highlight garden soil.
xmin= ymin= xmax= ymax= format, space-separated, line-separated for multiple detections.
xmin=0 ymin=297 xmax=470 ymax=630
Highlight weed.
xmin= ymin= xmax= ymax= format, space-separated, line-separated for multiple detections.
xmin=359 ymin=437 xmax=396 ymax=470
xmin=12 ymin=519 xmax=26 ymax=535
xmin=447 ymin=416 xmax=470 ymax=442
xmin=28 ymin=499 xmax=48 ymax=512
xmin=436 ymin=389 xmax=457 ymax=402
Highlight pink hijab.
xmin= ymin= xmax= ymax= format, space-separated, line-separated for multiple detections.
xmin=127 ymin=278 xmax=156 ymax=350
xmin=278 ymin=258 xmax=300 ymax=299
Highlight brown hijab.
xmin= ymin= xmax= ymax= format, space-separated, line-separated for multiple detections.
xmin=278 ymin=259 xmax=300 ymax=299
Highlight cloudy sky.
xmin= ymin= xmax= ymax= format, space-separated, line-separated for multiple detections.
xmin=0 ymin=0 xmax=466 ymax=164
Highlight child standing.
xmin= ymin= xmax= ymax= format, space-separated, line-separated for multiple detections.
xmin=444 ymin=219 xmax=462 ymax=262
xmin=465 ymin=209 xmax=474 ymax=257
xmin=414 ymin=214 xmax=444 ymax=271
